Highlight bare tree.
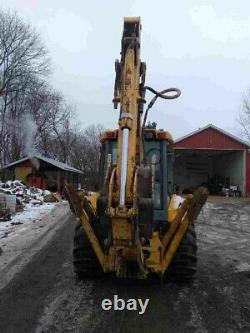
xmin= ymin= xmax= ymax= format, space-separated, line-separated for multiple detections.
xmin=50 ymin=103 xmax=78 ymax=163
xmin=238 ymin=91 xmax=250 ymax=142
xmin=0 ymin=9 xmax=50 ymax=167
xmin=0 ymin=9 xmax=49 ymax=96
xmin=0 ymin=9 xmax=105 ymax=191
xmin=70 ymin=125 xmax=104 ymax=189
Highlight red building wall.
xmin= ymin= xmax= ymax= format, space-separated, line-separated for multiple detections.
xmin=175 ymin=127 xmax=247 ymax=150
xmin=26 ymin=175 xmax=48 ymax=190
xmin=246 ymin=151 xmax=250 ymax=197
xmin=174 ymin=126 xmax=250 ymax=196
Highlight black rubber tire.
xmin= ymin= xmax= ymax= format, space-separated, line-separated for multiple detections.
xmin=73 ymin=223 xmax=103 ymax=279
xmin=167 ymin=223 xmax=197 ymax=282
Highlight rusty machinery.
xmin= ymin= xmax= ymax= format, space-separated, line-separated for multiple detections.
xmin=66 ymin=17 xmax=208 ymax=281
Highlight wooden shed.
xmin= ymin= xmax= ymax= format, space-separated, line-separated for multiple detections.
xmin=1 ymin=155 xmax=83 ymax=192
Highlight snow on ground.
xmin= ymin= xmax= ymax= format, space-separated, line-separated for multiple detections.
xmin=0 ymin=203 xmax=56 ymax=239
xmin=0 ymin=202 xmax=70 ymax=290
xmin=235 ymin=262 xmax=250 ymax=272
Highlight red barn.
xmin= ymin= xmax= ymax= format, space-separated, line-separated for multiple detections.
xmin=173 ymin=124 xmax=250 ymax=196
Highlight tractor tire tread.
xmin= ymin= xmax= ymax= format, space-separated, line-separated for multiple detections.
xmin=167 ymin=223 xmax=197 ymax=282
xmin=73 ymin=223 xmax=103 ymax=279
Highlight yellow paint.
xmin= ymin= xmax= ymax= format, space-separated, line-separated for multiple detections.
xmin=116 ymin=17 xmax=141 ymax=204
xmin=80 ymin=208 xmax=108 ymax=271
xmin=112 ymin=218 xmax=132 ymax=241
xmin=167 ymin=195 xmax=179 ymax=222
xmin=156 ymin=130 xmax=174 ymax=143
xmin=124 ymin=16 xmax=140 ymax=24
xmin=15 ymin=166 xmax=32 ymax=183
xmin=161 ymin=215 xmax=190 ymax=274
xmin=87 ymin=193 xmax=99 ymax=212
xmin=65 ymin=184 xmax=108 ymax=272
xmin=145 ymin=232 xmax=162 ymax=271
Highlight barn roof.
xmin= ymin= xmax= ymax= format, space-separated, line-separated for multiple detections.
xmin=174 ymin=124 xmax=250 ymax=149
xmin=2 ymin=155 xmax=83 ymax=174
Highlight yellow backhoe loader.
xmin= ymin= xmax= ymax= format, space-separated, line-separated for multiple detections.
xmin=66 ymin=17 xmax=208 ymax=281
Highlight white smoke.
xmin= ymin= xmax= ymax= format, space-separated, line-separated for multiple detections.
xmin=21 ymin=113 xmax=40 ymax=170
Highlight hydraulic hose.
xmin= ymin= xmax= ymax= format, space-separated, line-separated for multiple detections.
xmin=142 ymin=87 xmax=181 ymax=128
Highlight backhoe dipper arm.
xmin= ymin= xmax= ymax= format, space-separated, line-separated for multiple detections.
xmin=113 ymin=17 xmax=143 ymax=206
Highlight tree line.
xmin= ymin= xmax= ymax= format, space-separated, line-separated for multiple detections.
xmin=0 ymin=9 xmax=102 ymax=188
xmin=2 ymin=9 xmax=250 ymax=189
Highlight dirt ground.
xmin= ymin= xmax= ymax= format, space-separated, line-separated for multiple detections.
xmin=0 ymin=197 xmax=249 ymax=333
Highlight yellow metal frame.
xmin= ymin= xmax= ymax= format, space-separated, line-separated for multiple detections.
xmin=65 ymin=17 xmax=208 ymax=279
xmin=116 ymin=17 xmax=141 ymax=204
xmin=66 ymin=184 xmax=208 ymax=277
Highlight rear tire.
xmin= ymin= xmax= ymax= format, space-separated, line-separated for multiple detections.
xmin=73 ymin=223 xmax=103 ymax=278
xmin=167 ymin=223 xmax=197 ymax=282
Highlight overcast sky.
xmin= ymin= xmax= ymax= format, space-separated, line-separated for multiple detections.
xmin=1 ymin=0 xmax=250 ymax=139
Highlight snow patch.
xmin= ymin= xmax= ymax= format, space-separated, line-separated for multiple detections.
xmin=235 ymin=262 xmax=250 ymax=272
xmin=0 ymin=203 xmax=56 ymax=239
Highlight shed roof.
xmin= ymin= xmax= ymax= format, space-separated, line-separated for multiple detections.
xmin=2 ymin=155 xmax=83 ymax=174
xmin=174 ymin=124 xmax=250 ymax=149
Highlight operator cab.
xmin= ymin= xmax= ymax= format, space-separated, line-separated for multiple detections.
xmin=99 ymin=128 xmax=174 ymax=224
